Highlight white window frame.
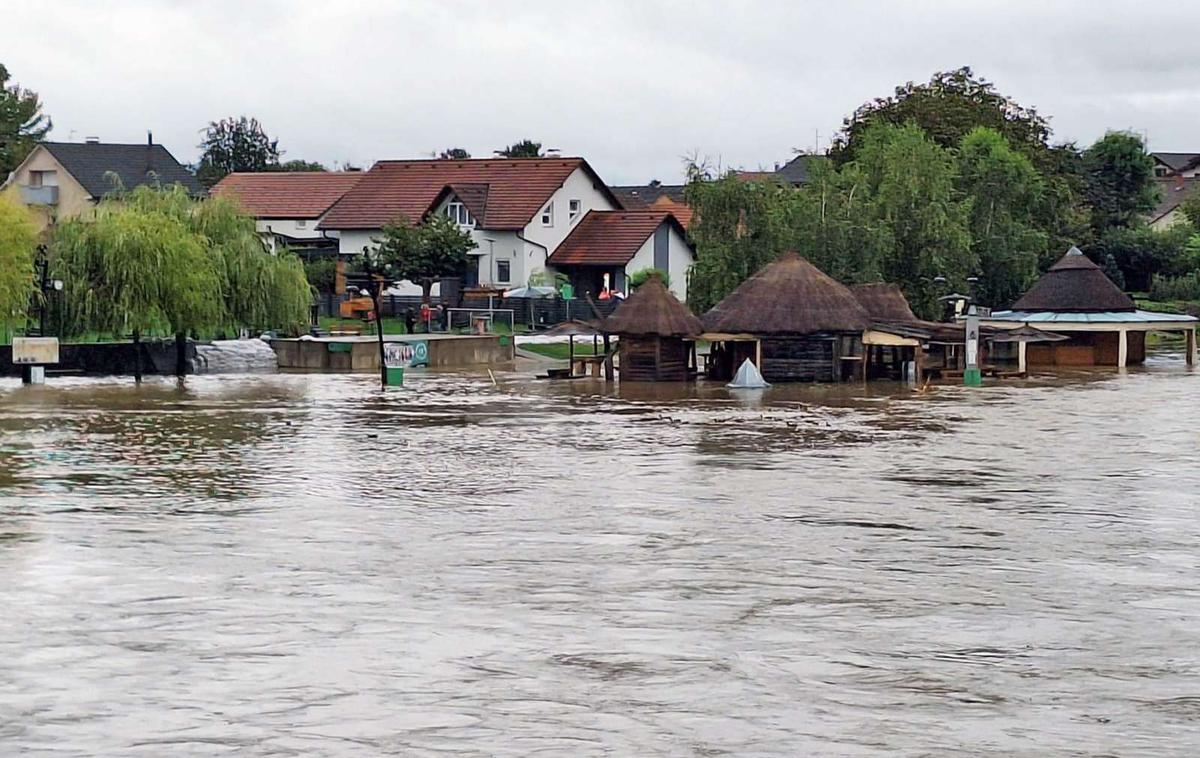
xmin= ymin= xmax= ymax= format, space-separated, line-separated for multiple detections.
xmin=30 ymin=170 xmax=57 ymax=188
xmin=541 ymin=202 xmax=554 ymax=226
xmin=568 ymin=199 xmax=581 ymax=223
xmin=445 ymin=200 xmax=474 ymax=228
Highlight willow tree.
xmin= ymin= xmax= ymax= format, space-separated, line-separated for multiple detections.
xmin=52 ymin=201 xmax=222 ymax=380
xmin=0 ymin=192 xmax=37 ymax=339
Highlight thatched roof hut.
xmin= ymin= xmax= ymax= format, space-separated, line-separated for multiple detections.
xmin=850 ymin=283 xmax=918 ymax=324
xmin=603 ymin=276 xmax=702 ymax=337
xmin=1012 ymin=247 xmax=1135 ymax=313
xmin=701 ymin=252 xmax=871 ymax=335
xmin=605 ymin=276 xmax=701 ymax=381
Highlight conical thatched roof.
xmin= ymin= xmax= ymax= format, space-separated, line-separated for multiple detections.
xmin=701 ymin=252 xmax=871 ymax=334
xmin=850 ymin=283 xmax=918 ymax=323
xmin=603 ymin=276 xmax=702 ymax=337
xmin=1012 ymin=247 xmax=1135 ymax=313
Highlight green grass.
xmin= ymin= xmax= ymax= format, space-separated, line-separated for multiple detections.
xmin=522 ymin=342 xmax=602 ymax=360
xmin=1135 ymin=298 xmax=1200 ymax=315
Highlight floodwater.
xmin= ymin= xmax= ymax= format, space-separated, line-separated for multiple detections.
xmin=1 ymin=356 xmax=1199 ymax=757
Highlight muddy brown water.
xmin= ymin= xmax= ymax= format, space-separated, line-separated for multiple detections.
xmin=1 ymin=355 xmax=1198 ymax=756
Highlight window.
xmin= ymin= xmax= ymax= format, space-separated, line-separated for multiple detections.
xmin=444 ymin=201 xmax=474 ymax=227
xmin=569 ymin=199 xmax=581 ymax=222
xmin=296 ymin=219 xmax=307 ymax=228
xmin=29 ymin=170 xmax=57 ymax=188
xmin=496 ymin=260 xmax=511 ymax=283
xmin=541 ymin=202 xmax=554 ymax=226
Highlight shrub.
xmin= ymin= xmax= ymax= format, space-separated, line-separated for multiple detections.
xmin=1149 ymin=272 xmax=1200 ymax=302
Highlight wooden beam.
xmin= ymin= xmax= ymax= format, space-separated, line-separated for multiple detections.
xmin=1117 ymin=329 xmax=1128 ymax=368
xmin=1018 ymin=340 xmax=1027 ymax=375
xmin=1187 ymin=328 xmax=1196 ymax=367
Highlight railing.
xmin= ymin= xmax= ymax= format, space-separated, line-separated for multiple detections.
xmin=19 ymin=185 xmax=59 ymax=205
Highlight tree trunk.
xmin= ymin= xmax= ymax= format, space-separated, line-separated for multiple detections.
xmin=422 ymin=279 xmax=433 ymax=306
xmin=175 ymin=332 xmax=188 ymax=378
xmin=133 ymin=329 xmax=143 ymax=384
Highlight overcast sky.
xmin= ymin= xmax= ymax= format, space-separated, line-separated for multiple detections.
xmin=4 ymin=0 xmax=1197 ymax=184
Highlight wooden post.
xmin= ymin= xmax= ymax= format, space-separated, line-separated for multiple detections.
xmin=914 ymin=343 xmax=924 ymax=385
xmin=603 ymin=334 xmax=614 ymax=381
xmin=372 ymin=288 xmax=387 ymax=388
xmin=754 ymin=339 xmax=762 ymax=368
xmin=568 ymin=335 xmax=575 ymax=376
xmin=1018 ymin=340 xmax=1027 ymax=375
xmin=175 ymin=332 xmax=188 ymax=378
xmin=1187 ymin=328 xmax=1196 ymax=367
xmin=1117 ymin=328 xmax=1128 ymax=368
xmin=133 ymin=329 xmax=143 ymax=384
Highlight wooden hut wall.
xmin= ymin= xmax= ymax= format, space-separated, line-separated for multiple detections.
xmin=761 ymin=336 xmax=837 ymax=382
xmin=620 ymin=336 xmax=690 ymax=381
xmin=1026 ymin=332 xmax=1147 ymax=367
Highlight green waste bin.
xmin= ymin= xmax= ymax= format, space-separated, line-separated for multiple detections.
xmin=385 ymin=366 xmax=405 ymax=386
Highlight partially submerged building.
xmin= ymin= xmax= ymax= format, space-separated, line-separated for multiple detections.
xmin=701 ymin=253 xmax=870 ymax=382
xmin=984 ymin=247 xmax=1197 ymax=367
xmin=604 ymin=276 xmax=702 ymax=381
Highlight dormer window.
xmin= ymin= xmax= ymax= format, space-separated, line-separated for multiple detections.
xmin=541 ymin=202 xmax=554 ymax=226
xmin=444 ymin=200 xmax=474 ymax=228
xmin=569 ymin=199 xmax=581 ymax=223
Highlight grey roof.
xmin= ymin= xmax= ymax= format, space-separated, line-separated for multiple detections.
xmin=1150 ymin=176 xmax=1200 ymax=223
xmin=42 ymin=141 xmax=203 ymax=199
xmin=988 ymin=309 xmax=1197 ymax=324
xmin=609 ymin=183 xmax=686 ymax=209
xmin=775 ymin=154 xmax=825 ymax=185
xmin=1151 ymin=152 xmax=1200 ymax=173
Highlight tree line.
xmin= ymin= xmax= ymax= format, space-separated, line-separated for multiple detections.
xmin=686 ymin=68 xmax=1194 ymax=317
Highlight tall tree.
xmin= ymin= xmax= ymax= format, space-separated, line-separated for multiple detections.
xmin=371 ymin=213 xmax=476 ymax=303
xmin=0 ymin=63 xmax=52 ymax=177
xmin=855 ymin=122 xmax=973 ymax=318
xmin=956 ymin=127 xmax=1047 ymax=307
xmin=786 ymin=160 xmax=890 ymax=286
xmin=1082 ymin=131 xmax=1158 ymax=232
xmin=495 ymin=140 xmax=543 ymax=158
xmin=439 ymin=147 xmax=471 ymax=160
xmin=196 ymin=116 xmax=280 ymax=188
xmin=0 ymin=191 xmax=37 ymax=335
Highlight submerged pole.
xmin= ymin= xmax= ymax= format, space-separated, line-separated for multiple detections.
xmin=132 ymin=330 xmax=143 ymax=384
xmin=372 ymin=286 xmax=386 ymax=389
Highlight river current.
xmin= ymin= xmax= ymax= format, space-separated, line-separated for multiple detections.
xmin=1 ymin=358 xmax=1198 ymax=756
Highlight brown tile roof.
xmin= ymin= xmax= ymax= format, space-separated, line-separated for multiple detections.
xmin=547 ymin=210 xmax=684 ymax=266
xmin=212 ymin=172 xmax=365 ymax=219
xmin=319 ymin=157 xmax=616 ymax=230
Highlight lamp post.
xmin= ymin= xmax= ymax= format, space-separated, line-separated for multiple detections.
xmin=358 ymin=246 xmax=394 ymax=389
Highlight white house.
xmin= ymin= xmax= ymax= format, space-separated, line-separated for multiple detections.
xmin=317 ymin=157 xmax=695 ymax=300
xmin=211 ymin=171 xmax=365 ymax=251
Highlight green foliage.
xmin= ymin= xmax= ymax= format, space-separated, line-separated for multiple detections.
xmin=371 ymin=213 xmax=476 ymax=300
xmin=1082 ymin=131 xmax=1158 ymax=231
xmin=196 ymin=116 xmax=281 ymax=188
xmin=51 ymin=186 xmax=311 ymax=336
xmin=1180 ymin=193 xmax=1200 ymax=229
xmin=0 ymin=193 xmax=37 ymax=332
xmin=439 ymin=148 xmax=471 ymax=160
xmin=855 ymin=122 xmax=973 ymax=317
xmin=957 ymin=127 xmax=1046 ymax=307
xmin=303 ymin=256 xmax=338 ymax=293
xmin=273 ymin=159 xmax=327 ymax=172
xmin=629 ymin=268 xmax=670 ymax=289
xmin=0 ymin=63 xmax=51 ymax=176
xmin=1093 ymin=223 xmax=1196 ymax=292
xmin=495 ymin=140 xmax=543 ymax=158
xmin=1149 ymin=272 xmax=1200 ymax=302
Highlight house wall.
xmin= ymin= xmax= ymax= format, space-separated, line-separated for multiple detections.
xmin=5 ymin=146 xmax=95 ymax=230
xmin=528 ymin=167 xmax=620 ymax=284
xmin=624 ymin=223 xmax=693 ymax=301
xmin=336 ymin=229 xmax=437 ymax=297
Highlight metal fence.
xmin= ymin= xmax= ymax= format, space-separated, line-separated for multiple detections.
xmin=319 ymin=292 xmax=623 ymax=328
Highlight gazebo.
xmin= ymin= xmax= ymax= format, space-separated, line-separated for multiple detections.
xmin=603 ymin=276 xmax=702 ymax=381
xmin=701 ymin=252 xmax=871 ymax=382
xmin=983 ymin=246 xmax=1197 ymax=368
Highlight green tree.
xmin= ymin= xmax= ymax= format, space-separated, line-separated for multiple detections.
xmin=956 ymin=127 xmax=1047 ymax=307
xmin=439 ymin=147 xmax=471 ymax=160
xmin=856 ymin=122 xmax=973 ymax=318
xmin=303 ymin=257 xmax=338 ymax=294
xmin=0 ymin=64 xmax=51 ymax=177
xmin=786 ymin=160 xmax=890 ymax=286
xmin=1093 ymin=223 xmax=1196 ymax=292
xmin=0 ymin=192 xmax=37 ymax=335
xmin=1082 ymin=131 xmax=1159 ymax=232
xmin=371 ymin=213 xmax=476 ymax=303
xmin=273 ymin=159 xmax=327 ymax=172
xmin=495 ymin=140 xmax=543 ymax=158
xmin=196 ymin=116 xmax=280 ymax=187
xmin=1180 ymin=192 xmax=1200 ymax=229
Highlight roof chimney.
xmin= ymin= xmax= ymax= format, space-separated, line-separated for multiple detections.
xmin=147 ymin=130 xmax=153 ymax=146
xmin=85 ymin=136 xmax=100 ymax=144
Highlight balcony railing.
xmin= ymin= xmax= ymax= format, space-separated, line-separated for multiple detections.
xmin=18 ymin=185 xmax=59 ymax=205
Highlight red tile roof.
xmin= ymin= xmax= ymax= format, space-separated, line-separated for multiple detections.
xmin=648 ymin=195 xmax=694 ymax=228
xmin=548 ymin=210 xmax=686 ymax=266
xmin=319 ymin=157 xmax=616 ymax=231
xmin=212 ymin=172 xmax=365 ymax=219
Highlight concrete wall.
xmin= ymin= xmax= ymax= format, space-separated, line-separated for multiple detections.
xmin=272 ymin=335 xmax=514 ymax=371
